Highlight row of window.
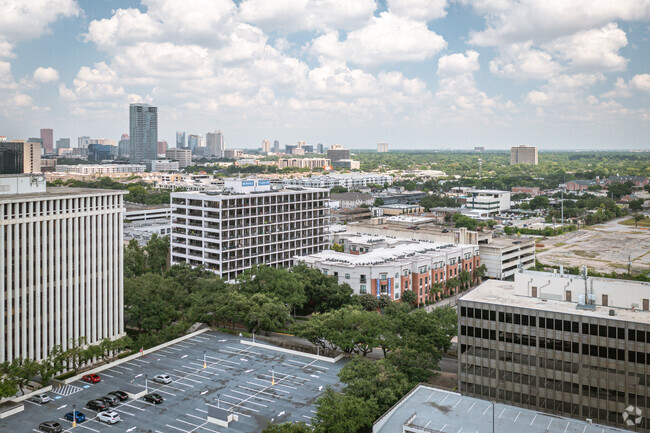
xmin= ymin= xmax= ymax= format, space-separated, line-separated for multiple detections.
xmin=461 ymin=306 xmax=650 ymax=342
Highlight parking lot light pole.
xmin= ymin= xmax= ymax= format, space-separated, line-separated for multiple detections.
xmin=73 ymin=404 xmax=76 ymax=428
xmin=272 ymin=366 xmax=275 ymax=385
xmin=203 ymin=350 xmax=207 ymax=369
xmin=145 ymin=374 xmax=148 ymax=393
xmin=492 ymin=401 xmax=496 ymax=433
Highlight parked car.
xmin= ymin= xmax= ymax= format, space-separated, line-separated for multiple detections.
xmin=100 ymin=395 xmax=119 ymax=406
xmin=85 ymin=399 xmax=108 ymax=412
xmin=81 ymin=374 xmax=101 ymax=383
xmin=108 ymin=390 xmax=128 ymax=402
xmin=63 ymin=412 xmax=86 ymax=423
xmin=97 ymin=411 xmax=121 ymax=424
xmin=38 ymin=421 xmax=63 ymax=432
xmin=153 ymin=374 xmax=172 ymax=384
xmin=31 ymin=393 xmax=51 ymax=404
xmin=143 ymin=393 xmax=163 ymax=404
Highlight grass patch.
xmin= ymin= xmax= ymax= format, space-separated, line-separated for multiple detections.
xmin=553 ymin=242 xmax=566 ymax=247
xmin=571 ymin=250 xmax=599 ymax=258
xmin=619 ymin=217 xmax=650 ymax=228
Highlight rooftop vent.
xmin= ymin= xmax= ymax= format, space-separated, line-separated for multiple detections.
xmin=609 ymin=309 xmax=616 ymax=316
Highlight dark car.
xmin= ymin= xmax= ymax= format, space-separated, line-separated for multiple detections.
xmin=85 ymin=399 xmax=108 ymax=412
xmin=63 ymin=411 xmax=86 ymax=423
xmin=38 ymin=421 xmax=63 ymax=433
xmin=100 ymin=395 xmax=119 ymax=406
xmin=81 ymin=374 xmax=101 ymax=383
xmin=108 ymin=390 xmax=128 ymax=402
xmin=143 ymin=393 xmax=163 ymax=404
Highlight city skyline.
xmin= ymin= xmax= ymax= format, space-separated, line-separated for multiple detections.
xmin=0 ymin=1 xmax=649 ymax=150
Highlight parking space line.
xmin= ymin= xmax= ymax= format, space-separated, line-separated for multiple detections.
xmin=231 ymin=389 xmax=274 ymax=403
xmin=173 ymin=367 xmax=218 ymax=378
xmin=186 ymin=413 xmax=207 ymax=422
xmin=204 ymin=355 xmax=240 ymax=366
xmin=132 ymin=358 xmax=150 ymax=364
xmin=165 ymin=424 xmax=189 ymax=432
xmin=113 ymin=365 xmax=133 ymax=372
xmin=177 ymin=376 xmax=202 ymax=384
xmin=158 ymin=348 xmax=176 ymax=354
xmin=249 ymin=378 xmax=296 ymax=390
xmin=207 ymin=402 xmax=253 ymax=417
xmin=245 ymin=381 xmax=289 ymax=395
xmin=58 ymin=419 xmax=99 ymax=432
xmin=166 ymin=346 xmax=183 ymax=352
xmin=173 ymin=381 xmax=195 ymax=388
xmin=100 ymin=372 xmax=114 ymax=378
xmin=187 ymin=361 xmax=228 ymax=372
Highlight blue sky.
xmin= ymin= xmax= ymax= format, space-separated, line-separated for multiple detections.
xmin=1 ymin=0 xmax=649 ymax=150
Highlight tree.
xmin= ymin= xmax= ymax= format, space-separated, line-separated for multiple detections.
xmin=124 ymin=239 xmax=146 ymax=278
xmin=124 ymin=274 xmax=182 ymax=332
xmin=244 ymin=293 xmax=292 ymax=335
xmin=633 ymin=213 xmax=646 ymax=228
xmin=630 ymin=199 xmax=645 ymax=211
xmin=373 ymin=198 xmax=384 ymax=207
xmin=145 ymin=233 xmax=170 ymax=274
xmin=451 ymin=213 xmax=477 ymax=230
xmin=7 ymin=358 xmax=41 ymax=395
xmin=293 ymin=264 xmax=354 ymax=314
xmin=312 ymin=388 xmax=378 ymax=433
xmin=330 ymin=186 xmax=348 ymax=194
xmin=400 ymin=290 xmax=417 ymax=307
xmin=357 ymin=294 xmax=379 ymax=311
xmin=261 ymin=422 xmax=312 ymax=433
xmin=529 ymin=195 xmax=550 ymax=210
xmin=331 ymin=243 xmax=344 ymax=253
xmin=238 ymin=266 xmax=307 ymax=313
xmin=459 ymin=270 xmax=472 ymax=291
xmin=473 ymin=264 xmax=487 ymax=282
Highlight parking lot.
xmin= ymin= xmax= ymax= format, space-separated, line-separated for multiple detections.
xmin=3 ymin=331 xmax=346 ymax=433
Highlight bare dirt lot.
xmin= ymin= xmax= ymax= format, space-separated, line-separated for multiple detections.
xmin=536 ymin=216 xmax=650 ymax=274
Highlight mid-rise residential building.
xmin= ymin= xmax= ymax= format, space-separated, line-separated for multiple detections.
xmin=373 ymin=384 xmax=624 ymax=433
xmin=157 ymin=140 xmax=168 ymax=156
xmin=56 ymin=164 xmax=146 ymax=175
xmin=78 ymin=136 xmax=91 ymax=149
xmin=605 ymin=175 xmax=648 ymax=188
xmin=283 ymin=173 xmax=393 ymax=189
xmin=458 ymin=269 xmax=650 ymax=431
xmin=0 ymin=174 xmax=126 ymax=362
xmin=276 ymin=158 xmax=331 ymax=170
xmin=223 ymin=149 xmax=242 ymax=159
xmin=129 ymin=103 xmax=158 ymax=163
xmin=511 ymin=145 xmax=538 ymax=165
xmin=40 ymin=128 xmax=53 ymax=153
xmin=298 ymin=237 xmax=479 ymax=305
xmin=466 ymin=189 xmax=511 ymax=214
xmin=478 ymin=238 xmax=535 ymax=279
xmin=170 ymin=180 xmax=329 ymax=281
xmin=262 ymin=139 xmax=271 ymax=153
xmin=329 ymin=192 xmax=374 ymax=209
xmin=147 ymin=159 xmax=180 ymax=172
xmin=377 ymin=142 xmax=388 ymax=153
xmin=166 ymin=148 xmax=192 ymax=168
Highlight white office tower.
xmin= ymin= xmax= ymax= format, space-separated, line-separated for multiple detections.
xmin=206 ymin=130 xmax=225 ymax=158
xmin=0 ymin=174 xmax=126 ymax=362
xmin=171 ymin=180 xmax=329 ymax=281
xmin=262 ymin=139 xmax=271 ymax=153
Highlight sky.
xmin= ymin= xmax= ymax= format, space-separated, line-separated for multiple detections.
xmin=1 ymin=0 xmax=650 ymax=150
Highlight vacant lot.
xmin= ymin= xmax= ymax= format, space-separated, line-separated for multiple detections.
xmin=537 ymin=217 xmax=650 ymax=274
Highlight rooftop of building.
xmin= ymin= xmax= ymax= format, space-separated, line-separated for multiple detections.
xmin=461 ymin=278 xmax=650 ymax=324
xmin=373 ymin=385 xmax=629 ymax=433
xmin=481 ymin=237 xmax=536 ymax=247
xmin=0 ymin=185 xmax=127 ymax=202
xmin=125 ymin=203 xmax=170 ymax=211
xmin=330 ymin=192 xmax=373 ymax=200
xmin=299 ymin=240 xmax=472 ymax=266
xmin=380 ymin=203 xmax=422 ymax=209
xmin=469 ymin=189 xmax=510 ymax=194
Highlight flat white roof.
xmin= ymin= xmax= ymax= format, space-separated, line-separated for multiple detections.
xmin=374 ymin=385 xmax=630 ymax=433
xmin=301 ymin=241 xmax=472 ymax=266
xmin=461 ymin=279 xmax=650 ymax=324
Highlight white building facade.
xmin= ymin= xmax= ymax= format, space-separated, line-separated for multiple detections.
xmin=171 ymin=180 xmax=329 ymax=281
xmin=283 ymin=173 xmax=393 ymax=189
xmin=466 ymin=190 xmax=511 ymax=213
xmin=0 ymin=175 xmax=126 ymax=362
xmin=166 ymin=148 xmax=192 ymax=168
xmin=56 ymin=164 xmax=146 ymax=175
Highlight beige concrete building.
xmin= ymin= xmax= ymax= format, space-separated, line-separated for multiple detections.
xmin=1 ymin=174 xmax=126 ymax=362
xmin=458 ymin=269 xmax=650 ymax=431
xmin=478 ymin=238 xmax=535 ymax=279
xmin=276 ymin=158 xmax=331 ymax=170
xmin=511 ymin=145 xmax=538 ymax=165
xmin=166 ymin=148 xmax=192 ymax=168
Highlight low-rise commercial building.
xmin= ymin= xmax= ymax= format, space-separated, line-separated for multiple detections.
xmin=331 ymin=159 xmax=360 ymax=170
xmin=478 ymin=238 xmax=536 ymax=279
xmin=283 ymin=173 xmax=393 ymax=189
xmin=565 ymin=180 xmax=595 ymax=191
xmin=147 ymin=159 xmax=180 ymax=172
xmin=458 ymin=269 xmax=650 ymax=431
xmin=329 ymin=192 xmax=374 ymax=209
xmin=378 ymin=203 xmax=424 ymax=216
xmin=512 ymin=186 xmax=541 ymax=196
xmin=276 ymin=158 xmax=331 ymax=169
xmin=373 ymin=384 xmax=625 ymax=433
xmin=166 ymin=148 xmax=192 ymax=168
xmin=466 ymin=189 xmax=511 ymax=214
xmin=56 ymin=164 xmax=146 ymax=174
xmin=298 ymin=239 xmax=479 ymax=305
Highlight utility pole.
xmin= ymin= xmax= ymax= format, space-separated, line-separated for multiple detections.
xmin=561 ymin=187 xmax=564 ymax=226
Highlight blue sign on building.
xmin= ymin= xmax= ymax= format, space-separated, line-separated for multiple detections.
xmin=258 ymin=180 xmax=270 ymax=186
xmin=242 ymin=181 xmax=254 ymax=187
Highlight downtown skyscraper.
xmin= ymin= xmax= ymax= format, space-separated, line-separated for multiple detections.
xmin=129 ymin=103 xmax=157 ymax=163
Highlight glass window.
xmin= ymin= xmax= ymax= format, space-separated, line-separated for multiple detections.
xmin=360 ymin=285 xmax=367 ymax=294
xmin=345 ymin=273 xmax=350 ymax=280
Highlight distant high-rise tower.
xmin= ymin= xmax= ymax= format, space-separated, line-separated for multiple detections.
xmin=118 ymin=133 xmax=130 ymax=158
xmin=56 ymin=138 xmax=70 ymax=149
xmin=40 ymin=128 xmax=53 ymax=153
xmin=78 ymin=136 xmax=90 ymax=149
xmin=273 ymin=140 xmax=280 ymax=153
xmin=510 ymin=145 xmax=538 ymax=165
xmin=262 ymin=139 xmax=271 ymax=153
xmin=176 ymin=131 xmax=185 ymax=148
xmin=377 ymin=142 xmax=388 ymax=153
xmin=317 ymin=143 xmax=324 ymax=154
xmin=206 ymin=130 xmax=225 ymax=158
xmin=157 ymin=140 xmax=168 ymax=156
xmin=129 ymin=103 xmax=158 ymax=163
xmin=188 ymin=134 xmax=199 ymax=151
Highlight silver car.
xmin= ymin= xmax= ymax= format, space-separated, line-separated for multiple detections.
xmin=31 ymin=393 xmax=51 ymax=404
xmin=153 ymin=374 xmax=172 ymax=384
xmin=97 ymin=411 xmax=121 ymax=424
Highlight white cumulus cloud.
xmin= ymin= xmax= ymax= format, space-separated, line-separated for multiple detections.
xmin=438 ymin=50 xmax=480 ymax=76
xmin=33 ymin=67 xmax=60 ymax=83
xmin=388 ymin=0 xmax=448 ymax=21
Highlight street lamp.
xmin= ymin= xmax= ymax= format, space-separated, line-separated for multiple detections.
xmin=72 ymin=404 xmax=77 ymax=428
xmin=271 ymin=366 xmax=275 ymax=385
xmin=203 ymin=350 xmax=207 ymax=369
xmin=492 ymin=401 xmax=496 ymax=433
xmin=145 ymin=374 xmax=148 ymax=393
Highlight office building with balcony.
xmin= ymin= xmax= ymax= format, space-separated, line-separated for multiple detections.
xmin=170 ymin=179 xmax=329 ymax=281
xmin=1 ymin=174 xmax=126 ymax=362
xmin=458 ymin=268 xmax=650 ymax=431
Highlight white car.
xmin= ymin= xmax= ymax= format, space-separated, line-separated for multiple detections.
xmin=31 ymin=393 xmax=51 ymax=404
xmin=97 ymin=411 xmax=121 ymax=424
xmin=153 ymin=374 xmax=172 ymax=384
